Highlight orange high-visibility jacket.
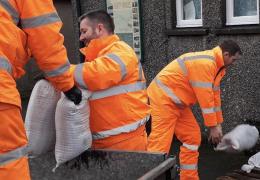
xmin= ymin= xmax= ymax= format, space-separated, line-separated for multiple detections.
xmin=74 ymin=35 xmax=150 ymax=147
xmin=0 ymin=0 xmax=74 ymax=108
xmin=153 ymin=46 xmax=226 ymax=127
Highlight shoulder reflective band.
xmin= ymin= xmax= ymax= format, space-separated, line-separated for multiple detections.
xmin=154 ymin=77 xmax=183 ymax=106
xmin=0 ymin=56 xmax=12 ymax=74
xmin=0 ymin=0 xmax=19 ymax=25
xmin=183 ymin=143 xmax=199 ymax=151
xmin=177 ymin=55 xmax=215 ymax=76
xmin=106 ymin=53 xmax=127 ymax=81
xmin=202 ymin=106 xmax=221 ymax=114
xmin=92 ymin=115 xmax=150 ymax=140
xmin=21 ymin=12 xmax=61 ymax=29
xmin=177 ymin=58 xmax=187 ymax=76
xmin=189 ymin=80 xmax=213 ymax=88
xmin=180 ymin=164 xmax=198 ymax=170
xmin=0 ymin=145 xmax=28 ymax=166
xmin=44 ymin=60 xmax=70 ymax=77
xmin=90 ymin=81 xmax=146 ymax=100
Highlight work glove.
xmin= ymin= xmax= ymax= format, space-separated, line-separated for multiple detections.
xmin=64 ymin=85 xmax=82 ymax=105
xmin=33 ymin=71 xmax=45 ymax=81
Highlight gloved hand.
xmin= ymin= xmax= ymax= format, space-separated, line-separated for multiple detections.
xmin=33 ymin=72 xmax=45 ymax=81
xmin=64 ymin=85 xmax=82 ymax=105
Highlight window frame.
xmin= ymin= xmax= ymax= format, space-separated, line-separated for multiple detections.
xmin=226 ymin=0 xmax=259 ymax=25
xmin=176 ymin=0 xmax=203 ymax=28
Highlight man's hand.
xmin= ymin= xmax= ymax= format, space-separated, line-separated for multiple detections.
xmin=64 ymin=85 xmax=82 ymax=105
xmin=208 ymin=124 xmax=223 ymax=145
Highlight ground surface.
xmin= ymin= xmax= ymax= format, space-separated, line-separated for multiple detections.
xmin=171 ymin=139 xmax=250 ymax=180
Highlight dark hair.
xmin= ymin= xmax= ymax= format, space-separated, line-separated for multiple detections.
xmin=79 ymin=10 xmax=115 ymax=34
xmin=219 ymin=40 xmax=242 ymax=56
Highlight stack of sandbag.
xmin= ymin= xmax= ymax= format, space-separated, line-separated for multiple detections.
xmin=215 ymin=124 xmax=259 ymax=153
xmin=25 ymin=80 xmax=61 ymax=157
xmin=54 ymin=89 xmax=92 ymax=170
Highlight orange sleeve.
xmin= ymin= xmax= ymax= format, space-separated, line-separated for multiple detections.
xmin=214 ymin=89 xmax=223 ymax=124
xmin=17 ymin=0 xmax=73 ymax=91
xmin=189 ymin=62 xmax=218 ymax=127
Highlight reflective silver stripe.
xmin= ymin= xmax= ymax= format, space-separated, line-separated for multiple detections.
xmin=202 ymin=106 xmax=221 ymax=114
xmin=183 ymin=143 xmax=199 ymax=151
xmin=182 ymin=55 xmax=215 ymax=61
xmin=74 ymin=63 xmax=88 ymax=89
xmin=0 ymin=0 xmax=19 ymax=24
xmin=0 ymin=56 xmax=12 ymax=74
xmin=0 ymin=145 xmax=27 ymax=166
xmin=92 ymin=115 xmax=150 ymax=140
xmin=106 ymin=53 xmax=127 ymax=80
xmin=90 ymin=81 xmax=146 ymax=100
xmin=189 ymin=80 xmax=213 ymax=88
xmin=177 ymin=55 xmax=215 ymax=76
xmin=213 ymin=86 xmax=220 ymax=91
xmin=21 ymin=12 xmax=61 ymax=29
xmin=138 ymin=62 xmax=143 ymax=81
xmin=44 ymin=60 xmax=70 ymax=77
xmin=154 ymin=77 xmax=183 ymax=106
xmin=180 ymin=164 xmax=198 ymax=170
xmin=177 ymin=58 xmax=187 ymax=75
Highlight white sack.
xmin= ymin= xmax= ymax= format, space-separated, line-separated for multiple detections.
xmin=54 ymin=89 xmax=92 ymax=169
xmin=25 ymin=80 xmax=61 ymax=157
xmin=215 ymin=124 xmax=259 ymax=153
xmin=241 ymin=152 xmax=260 ymax=173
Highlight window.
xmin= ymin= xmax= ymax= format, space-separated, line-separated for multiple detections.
xmin=176 ymin=0 xmax=202 ymax=27
xmin=226 ymin=0 xmax=259 ymax=25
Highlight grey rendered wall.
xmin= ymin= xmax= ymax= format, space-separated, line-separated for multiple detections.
xmin=71 ymin=0 xmax=260 ymax=134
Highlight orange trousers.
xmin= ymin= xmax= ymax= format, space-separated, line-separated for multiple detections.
xmin=0 ymin=103 xmax=30 ymax=180
xmin=147 ymin=82 xmax=201 ymax=180
xmin=92 ymin=129 xmax=147 ymax=151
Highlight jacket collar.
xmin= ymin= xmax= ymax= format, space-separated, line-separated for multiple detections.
xmin=80 ymin=34 xmax=120 ymax=62
xmin=212 ymin=46 xmax=224 ymax=69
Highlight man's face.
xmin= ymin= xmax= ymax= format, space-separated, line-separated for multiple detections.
xmin=79 ymin=18 xmax=99 ymax=47
xmin=223 ymin=52 xmax=241 ymax=67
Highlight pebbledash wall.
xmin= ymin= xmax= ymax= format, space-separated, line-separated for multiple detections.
xmin=18 ymin=0 xmax=260 ymax=138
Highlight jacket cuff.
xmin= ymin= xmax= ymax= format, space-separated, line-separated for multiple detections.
xmin=203 ymin=113 xmax=218 ymax=127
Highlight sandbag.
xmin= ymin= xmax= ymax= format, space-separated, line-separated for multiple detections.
xmin=215 ymin=124 xmax=259 ymax=153
xmin=25 ymin=80 xmax=61 ymax=157
xmin=241 ymin=152 xmax=260 ymax=173
xmin=54 ymin=89 xmax=92 ymax=169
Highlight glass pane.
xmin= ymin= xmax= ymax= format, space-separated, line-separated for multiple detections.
xmin=183 ymin=0 xmax=201 ymax=20
xmin=234 ymin=0 xmax=257 ymax=17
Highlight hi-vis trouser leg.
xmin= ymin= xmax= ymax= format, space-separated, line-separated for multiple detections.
xmin=147 ymin=82 xmax=179 ymax=153
xmin=0 ymin=103 xmax=30 ymax=180
xmin=175 ymin=107 xmax=201 ymax=180
xmin=147 ymin=81 xmax=200 ymax=180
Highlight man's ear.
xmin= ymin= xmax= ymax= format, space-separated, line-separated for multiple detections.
xmin=97 ymin=23 xmax=104 ymax=33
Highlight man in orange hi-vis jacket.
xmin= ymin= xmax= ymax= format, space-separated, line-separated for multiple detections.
xmin=0 ymin=1 xmax=82 ymax=179
xmin=72 ymin=10 xmax=150 ymax=151
xmin=147 ymin=40 xmax=242 ymax=180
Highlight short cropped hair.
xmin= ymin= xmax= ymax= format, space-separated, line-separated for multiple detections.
xmin=79 ymin=10 xmax=115 ymax=34
xmin=219 ymin=40 xmax=242 ymax=56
